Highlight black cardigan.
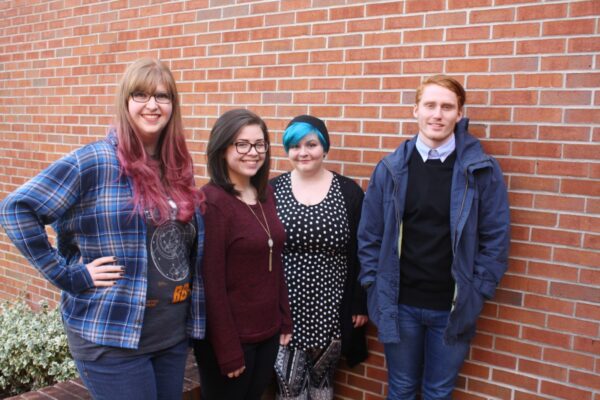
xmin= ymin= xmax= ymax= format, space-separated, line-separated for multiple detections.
xmin=270 ymin=171 xmax=368 ymax=367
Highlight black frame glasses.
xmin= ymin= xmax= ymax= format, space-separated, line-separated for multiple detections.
xmin=130 ymin=91 xmax=172 ymax=104
xmin=233 ymin=141 xmax=269 ymax=154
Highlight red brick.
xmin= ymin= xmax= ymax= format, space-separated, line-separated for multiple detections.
xmin=551 ymin=282 xmax=600 ymax=303
xmin=405 ymin=0 xmax=444 ymax=13
xmin=570 ymin=370 xmax=600 ymax=391
xmin=467 ymin=378 xmax=512 ymax=400
xmin=312 ymin=22 xmax=344 ymax=35
xmin=347 ymin=374 xmax=384 ymax=394
xmin=426 ymin=11 xmax=467 ymax=27
xmin=539 ymin=160 xmax=590 ymax=178
xmin=403 ymin=60 xmax=444 ymax=74
xmin=564 ymin=144 xmax=600 ymax=160
xmin=542 ymin=55 xmax=594 ymax=71
xmin=567 ymin=73 xmax=600 ymax=88
xmin=514 ymin=141 xmax=562 ymax=158
xmin=348 ymin=18 xmax=384 ymax=33
xmin=492 ymin=90 xmax=537 ymax=105
xmin=385 ymin=15 xmax=423 ymax=30
xmin=515 ymin=73 xmax=563 ymax=88
xmin=501 ymin=274 xmax=549 ymax=295
xmin=519 ymin=359 xmax=568 ymax=381
xmin=541 ymin=90 xmax=592 ymax=106
xmin=493 ymin=22 xmax=540 ymax=38
xmin=547 ymin=315 xmax=599 ymax=337
xmin=499 ymin=304 xmax=547 ymax=326
xmin=366 ymin=2 xmax=403 ymax=16
xmin=364 ymin=62 xmax=401 ymax=75
xmin=528 ymin=261 xmax=579 ymax=282
xmin=517 ymin=3 xmax=567 ymax=20
xmin=543 ymin=18 xmax=595 ymax=36
xmin=514 ymin=391 xmax=553 ymax=400
xmin=470 ymin=8 xmax=514 ymax=23
xmin=514 ymin=107 xmax=562 ymax=123
xmin=466 ymin=75 xmax=512 ymax=88
xmin=546 ymin=347 xmax=596 ymax=372
xmin=560 ymin=214 xmax=600 ymax=234
xmin=471 ymin=347 xmax=517 ymax=370
xmin=541 ymin=381 xmax=592 ymax=400
xmin=561 ymin=179 xmax=600 ymax=197
xmin=469 ymin=41 xmax=513 ymax=56
xmin=517 ymin=38 xmax=565 ymax=54
xmin=404 ymin=28 xmax=444 ymax=43
xmin=508 ymin=192 xmax=534 ymax=208
xmin=310 ymin=50 xmax=343 ymax=63
xmin=570 ymin=1 xmax=600 ymax=17
xmin=493 ymin=57 xmax=540 ymax=73
xmin=383 ymin=45 xmax=422 ymax=60
xmin=569 ymin=37 xmax=600 ymax=52
xmin=424 ymin=43 xmax=466 ymax=58
xmin=583 ymin=234 xmax=600 ymax=250
xmin=523 ymin=326 xmax=572 ymax=348
xmin=495 ymin=337 xmax=542 ymax=359
xmin=574 ymin=336 xmax=600 ymax=356
xmin=493 ymin=370 xmax=538 ymax=392
xmin=565 ymin=108 xmax=600 ymax=124
xmin=540 ymin=125 xmax=591 ymax=142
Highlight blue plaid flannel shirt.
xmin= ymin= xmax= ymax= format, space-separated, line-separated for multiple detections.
xmin=0 ymin=132 xmax=206 ymax=349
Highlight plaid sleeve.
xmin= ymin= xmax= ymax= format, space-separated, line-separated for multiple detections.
xmin=0 ymin=152 xmax=94 ymax=293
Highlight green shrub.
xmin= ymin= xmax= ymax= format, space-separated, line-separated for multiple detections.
xmin=0 ymin=298 xmax=78 ymax=396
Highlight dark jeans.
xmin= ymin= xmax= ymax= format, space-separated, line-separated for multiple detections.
xmin=384 ymin=304 xmax=470 ymax=400
xmin=193 ymin=334 xmax=279 ymax=400
xmin=74 ymin=339 xmax=189 ymax=400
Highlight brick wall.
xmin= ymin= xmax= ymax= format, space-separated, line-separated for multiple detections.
xmin=0 ymin=1 xmax=598 ymax=399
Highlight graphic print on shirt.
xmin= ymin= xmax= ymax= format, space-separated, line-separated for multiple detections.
xmin=150 ymin=220 xmax=195 ymax=281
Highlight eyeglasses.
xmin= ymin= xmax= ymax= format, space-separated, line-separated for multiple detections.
xmin=233 ymin=141 xmax=269 ymax=154
xmin=131 ymin=91 xmax=172 ymax=104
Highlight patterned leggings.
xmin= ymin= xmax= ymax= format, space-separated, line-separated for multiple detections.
xmin=274 ymin=339 xmax=342 ymax=400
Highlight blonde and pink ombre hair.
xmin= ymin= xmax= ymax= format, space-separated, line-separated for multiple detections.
xmin=114 ymin=58 xmax=199 ymax=224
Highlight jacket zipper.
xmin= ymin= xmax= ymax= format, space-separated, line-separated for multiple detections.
xmin=450 ymin=168 xmax=469 ymax=313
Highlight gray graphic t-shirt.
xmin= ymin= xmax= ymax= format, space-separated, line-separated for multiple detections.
xmin=67 ymin=203 xmax=196 ymax=360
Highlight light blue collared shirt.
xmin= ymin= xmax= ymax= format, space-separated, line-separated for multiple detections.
xmin=415 ymin=134 xmax=456 ymax=163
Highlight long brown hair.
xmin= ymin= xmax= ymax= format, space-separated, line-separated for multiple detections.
xmin=206 ymin=109 xmax=271 ymax=202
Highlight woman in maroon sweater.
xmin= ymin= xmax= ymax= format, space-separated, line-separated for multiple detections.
xmin=192 ymin=109 xmax=292 ymax=400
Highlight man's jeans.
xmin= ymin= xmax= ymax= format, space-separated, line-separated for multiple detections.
xmin=384 ymin=304 xmax=470 ymax=400
xmin=74 ymin=339 xmax=189 ymax=400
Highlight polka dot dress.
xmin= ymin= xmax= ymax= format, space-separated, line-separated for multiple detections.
xmin=274 ymin=172 xmax=350 ymax=351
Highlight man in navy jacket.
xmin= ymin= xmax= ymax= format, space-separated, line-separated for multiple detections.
xmin=358 ymin=75 xmax=510 ymax=399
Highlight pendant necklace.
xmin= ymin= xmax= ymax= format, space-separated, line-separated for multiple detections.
xmin=246 ymin=201 xmax=273 ymax=272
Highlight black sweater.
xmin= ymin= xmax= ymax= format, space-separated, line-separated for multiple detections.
xmin=399 ymin=151 xmax=456 ymax=311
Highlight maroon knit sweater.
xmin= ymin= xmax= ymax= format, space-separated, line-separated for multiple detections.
xmin=201 ymin=183 xmax=292 ymax=375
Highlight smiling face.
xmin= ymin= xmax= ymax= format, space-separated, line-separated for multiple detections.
xmin=287 ymin=133 xmax=326 ymax=175
xmin=127 ymin=83 xmax=173 ymax=151
xmin=413 ymin=83 xmax=463 ymax=148
xmin=224 ymin=124 xmax=267 ymax=187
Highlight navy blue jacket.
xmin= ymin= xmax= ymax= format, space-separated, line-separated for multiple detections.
xmin=358 ymin=119 xmax=510 ymax=344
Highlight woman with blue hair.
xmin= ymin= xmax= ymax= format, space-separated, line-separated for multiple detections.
xmin=270 ymin=115 xmax=368 ymax=399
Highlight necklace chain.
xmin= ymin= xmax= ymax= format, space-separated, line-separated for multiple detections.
xmin=245 ymin=201 xmax=273 ymax=272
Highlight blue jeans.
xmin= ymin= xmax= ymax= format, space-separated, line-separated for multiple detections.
xmin=384 ymin=304 xmax=470 ymax=400
xmin=74 ymin=340 xmax=189 ymax=400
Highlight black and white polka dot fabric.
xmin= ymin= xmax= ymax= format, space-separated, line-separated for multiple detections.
xmin=274 ymin=172 xmax=349 ymax=351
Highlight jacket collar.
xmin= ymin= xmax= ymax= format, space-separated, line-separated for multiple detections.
xmin=383 ymin=118 xmax=491 ymax=178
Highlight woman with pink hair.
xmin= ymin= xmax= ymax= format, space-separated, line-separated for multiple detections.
xmin=0 ymin=58 xmax=205 ymax=400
